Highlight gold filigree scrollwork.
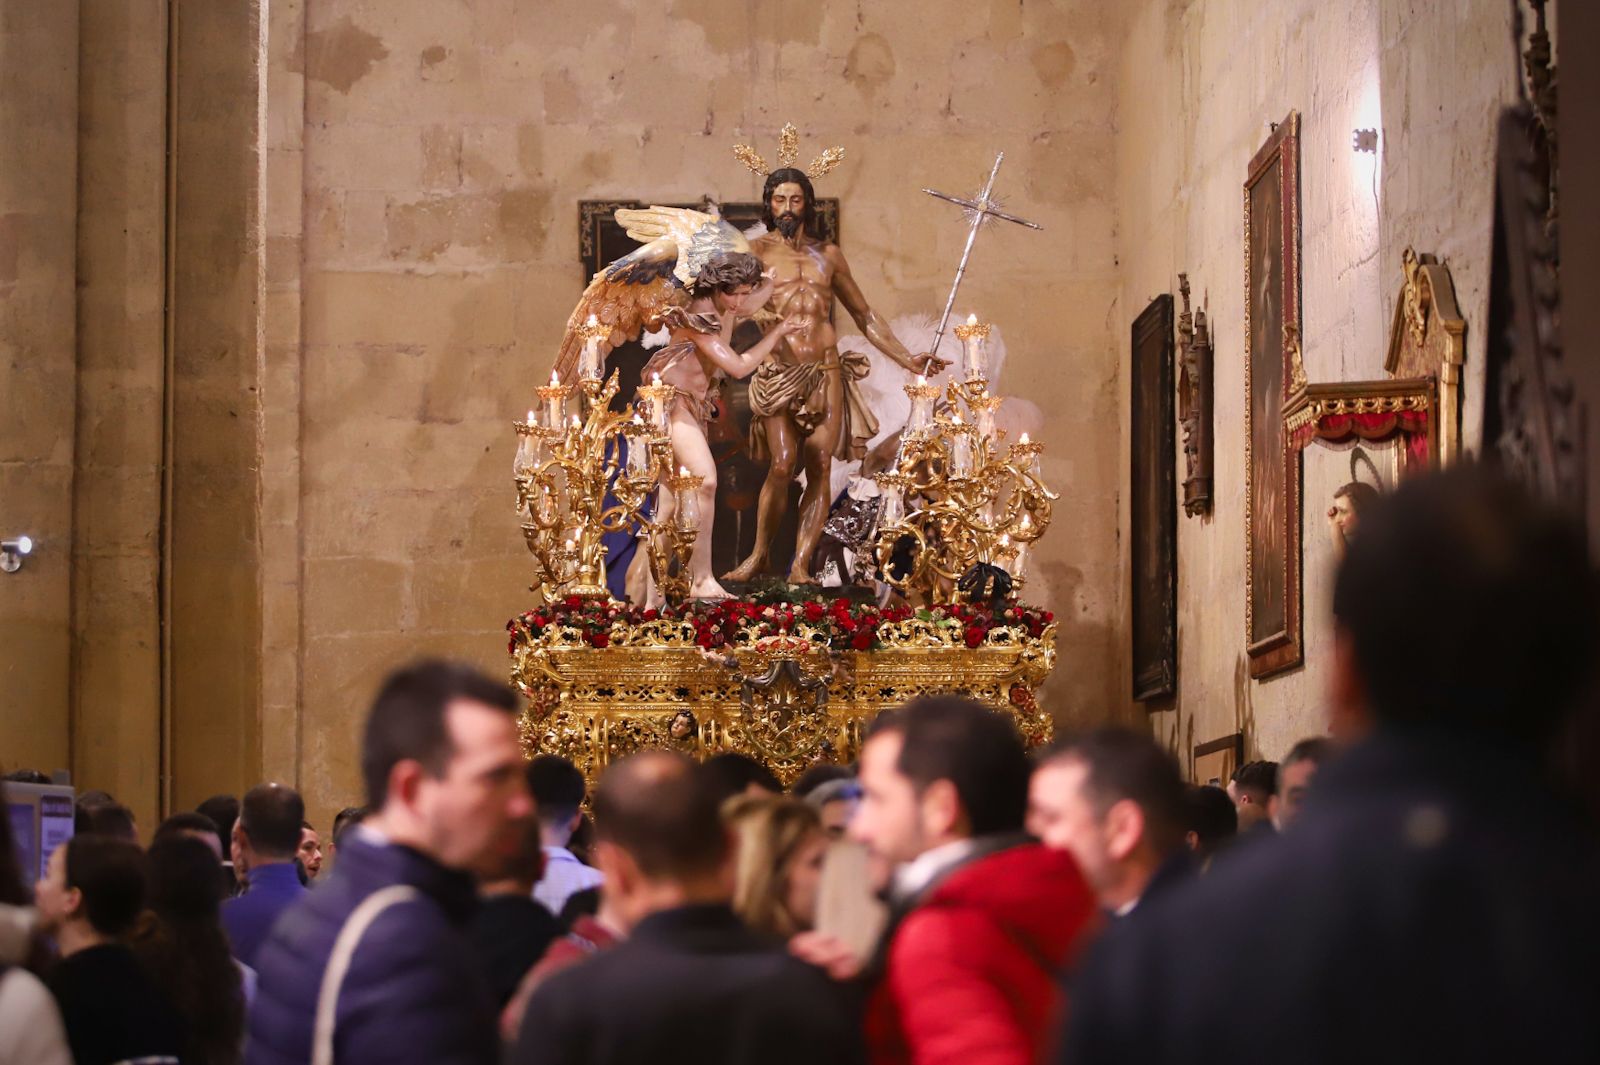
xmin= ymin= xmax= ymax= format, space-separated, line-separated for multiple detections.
xmin=511 ymin=623 xmax=1059 ymax=788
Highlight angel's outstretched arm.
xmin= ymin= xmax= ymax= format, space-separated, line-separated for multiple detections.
xmin=689 ymin=317 xmax=799 ymax=381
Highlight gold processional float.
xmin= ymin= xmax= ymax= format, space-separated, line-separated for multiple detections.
xmin=508 ymin=144 xmax=1060 ymax=785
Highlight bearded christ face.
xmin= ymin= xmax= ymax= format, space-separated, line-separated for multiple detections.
xmin=769 ymin=181 xmax=808 ymax=238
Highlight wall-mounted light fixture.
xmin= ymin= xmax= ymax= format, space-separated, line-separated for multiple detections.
xmin=1 ymin=536 xmax=34 ymax=573
xmin=1352 ymin=128 xmax=1379 ymax=154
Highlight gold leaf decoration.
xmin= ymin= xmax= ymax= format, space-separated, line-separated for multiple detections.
xmin=732 ymin=143 xmax=770 ymax=177
xmin=806 ymin=146 xmax=846 ymax=179
xmin=776 ymin=123 xmax=800 ymax=169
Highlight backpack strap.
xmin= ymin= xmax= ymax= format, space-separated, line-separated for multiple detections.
xmin=311 ymin=885 xmax=420 ymax=1065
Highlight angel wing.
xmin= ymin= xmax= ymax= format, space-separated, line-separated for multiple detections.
xmin=551 ymin=206 xmax=750 ymax=382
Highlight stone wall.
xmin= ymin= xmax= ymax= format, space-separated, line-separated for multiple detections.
xmin=0 ymin=2 xmax=79 ymax=781
xmin=1112 ymin=0 xmax=1523 ymax=767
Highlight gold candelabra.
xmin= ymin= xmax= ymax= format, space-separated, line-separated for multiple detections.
xmin=514 ymin=354 xmax=701 ymax=603
xmin=872 ymin=317 xmax=1057 ymax=603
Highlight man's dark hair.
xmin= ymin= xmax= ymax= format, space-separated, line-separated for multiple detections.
xmin=76 ymin=788 xmax=116 ymax=809
xmin=81 ymin=802 xmax=139 ymax=843
xmin=871 ymin=696 xmax=1030 ymax=837
xmin=2 ymin=768 xmax=50 ymax=784
xmin=1280 ymin=737 xmax=1333 ymax=776
xmin=704 ymin=752 xmax=783 ymax=806
xmin=792 ymin=764 xmax=853 ymax=799
xmin=1333 ymin=467 xmax=1599 ymax=746
xmin=331 ymin=805 xmax=369 ymax=846
xmin=1333 ymin=480 xmax=1381 ymax=514
xmin=1183 ymin=784 xmax=1238 ymax=862
xmin=1043 ymin=728 xmax=1187 ymax=851
xmin=528 ymin=755 xmax=586 ymax=828
xmin=195 ymin=795 xmax=239 ymax=857
xmin=761 ymin=167 xmax=819 ymax=238
xmin=64 ymin=834 xmax=147 ymax=936
xmin=238 ymin=783 xmax=306 ymax=860
xmin=360 ymin=659 xmax=519 ymax=810
xmin=153 ymin=811 xmax=224 ymax=849
xmin=591 ymin=751 xmax=728 ymax=880
xmin=687 ymin=250 xmax=763 ymax=299
xmin=1230 ymin=760 xmax=1279 ymax=803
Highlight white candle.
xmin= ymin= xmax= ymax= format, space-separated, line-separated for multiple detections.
xmin=880 ymin=484 xmax=904 ymax=526
xmin=962 ymin=314 xmax=986 ymax=380
xmin=676 ymin=467 xmax=700 ymax=531
xmin=976 ymin=393 xmax=996 ymax=440
xmin=545 ymin=372 xmax=565 ymax=426
xmin=581 ymin=315 xmax=602 ymax=380
xmin=626 ymin=418 xmax=648 ymax=476
xmin=947 ymin=428 xmax=972 ymax=473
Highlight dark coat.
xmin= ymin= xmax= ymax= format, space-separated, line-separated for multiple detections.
xmin=510 ymin=903 xmax=862 ymax=1065
xmin=866 ymin=841 xmax=1098 ymax=1065
xmin=222 ymin=862 xmax=306 ymax=968
xmin=48 ymin=943 xmax=184 ymax=1065
xmin=245 ymin=834 xmax=498 ymax=1065
xmin=1060 ymin=731 xmax=1600 ymax=1065
xmin=467 ymin=893 xmax=562 ymax=1008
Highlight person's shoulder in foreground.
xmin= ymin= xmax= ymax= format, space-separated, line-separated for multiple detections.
xmin=1061 ymin=468 xmax=1600 ymax=1065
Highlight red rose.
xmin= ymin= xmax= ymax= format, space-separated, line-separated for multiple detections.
xmin=641 ymin=608 xmax=658 ymax=621
xmin=803 ymin=601 xmax=827 ymax=622
xmin=587 ymin=631 xmax=610 ymax=649
xmin=564 ymin=595 xmax=584 ymax=608
xmin=964 ymin=626 xmax=986 ymax=648
xmin=1041 ymin=611 xmax=1055 ymax=624
xmin=851 ymin=629 xmax=875 ymax=651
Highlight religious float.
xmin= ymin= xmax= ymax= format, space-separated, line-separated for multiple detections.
xmin=509 ymin=129 xmax=1059 ymax=784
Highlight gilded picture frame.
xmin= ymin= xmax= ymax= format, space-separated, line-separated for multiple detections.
xmin=1243 ymin=112 xmax=1303 ymax=679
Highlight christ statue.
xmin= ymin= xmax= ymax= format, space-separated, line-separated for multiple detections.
xmin=724 ymin=166 xmax=945 ymax=585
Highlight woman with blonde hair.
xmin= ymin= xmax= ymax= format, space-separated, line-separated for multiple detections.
xmin=722 ymin=795 xmax=829 ymax=941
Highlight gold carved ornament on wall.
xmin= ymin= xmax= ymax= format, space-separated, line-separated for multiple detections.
xmin=1283 ymin=247 xmax=1466 ymax=472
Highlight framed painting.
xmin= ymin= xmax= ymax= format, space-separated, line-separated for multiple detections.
xmin=1131 ymin=294 xmax=1177 ymax=702
xmin=576 ymin=198 xmax=841 ymax=577
xmin=1193 ymin=733 xmax=1243 ymax=787
xmin=1243 ymin=112 xmax=1304 ymax=679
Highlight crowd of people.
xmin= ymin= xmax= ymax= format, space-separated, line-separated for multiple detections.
xmin=1 ymin=465 xmax=1597 ymax=1065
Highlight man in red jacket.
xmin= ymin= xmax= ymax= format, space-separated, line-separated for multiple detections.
xmin=848 ymin=696 xmax=1099 ymax=1065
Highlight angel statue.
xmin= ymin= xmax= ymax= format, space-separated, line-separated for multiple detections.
xmin=552 ymin=205 xmax=799 ymax=601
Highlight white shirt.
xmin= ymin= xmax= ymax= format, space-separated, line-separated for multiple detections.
xmin=891 ymin=838 xmax=982 ymax=904
xmin=533 ymin=846 xmax=605 ymax=917
xmin=0 ymin=968 xmax=72 ymax=1065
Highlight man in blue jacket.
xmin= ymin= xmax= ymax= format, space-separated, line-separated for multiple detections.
xmin=222 ymin=782 xmax=308 ymax=967
xmin=246 ymin=660 xmax=534 ymax=1065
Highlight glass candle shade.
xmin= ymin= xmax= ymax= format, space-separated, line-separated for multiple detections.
xmin=677 ymin=485 xmax=700 ymax=532
xmin=950 ymin=432 xmax=972 ymax=477
xmin=880 ymin=484 xmax=905 ymax=527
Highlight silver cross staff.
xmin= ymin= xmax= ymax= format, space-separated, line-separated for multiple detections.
xmin=923 ymin=152 xmax=1043 ymax=361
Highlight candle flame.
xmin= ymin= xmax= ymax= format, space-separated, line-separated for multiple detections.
xmin=915 ymin=374 xmax=927 ymax=386
xmin=586 ymin=314 xmax=598 ymax=327
xmin=678 ymin=466 xmax=689 ymax=477
xmin=1019 ymin=431 xmax=1030 ymax=445
xmin=550 ymin=371 xmax=559 ymax=386
xmin=651 ymin=373 xmax=662 ymax=385
xmin=526 ymin=410 xmax=535 ymax=424
xmin=967 ymin=313 xmax=978 ymax=325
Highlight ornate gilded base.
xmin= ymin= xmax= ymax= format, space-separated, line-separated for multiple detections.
xmin=512 ymin=621 xmax=1057 ymax=787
